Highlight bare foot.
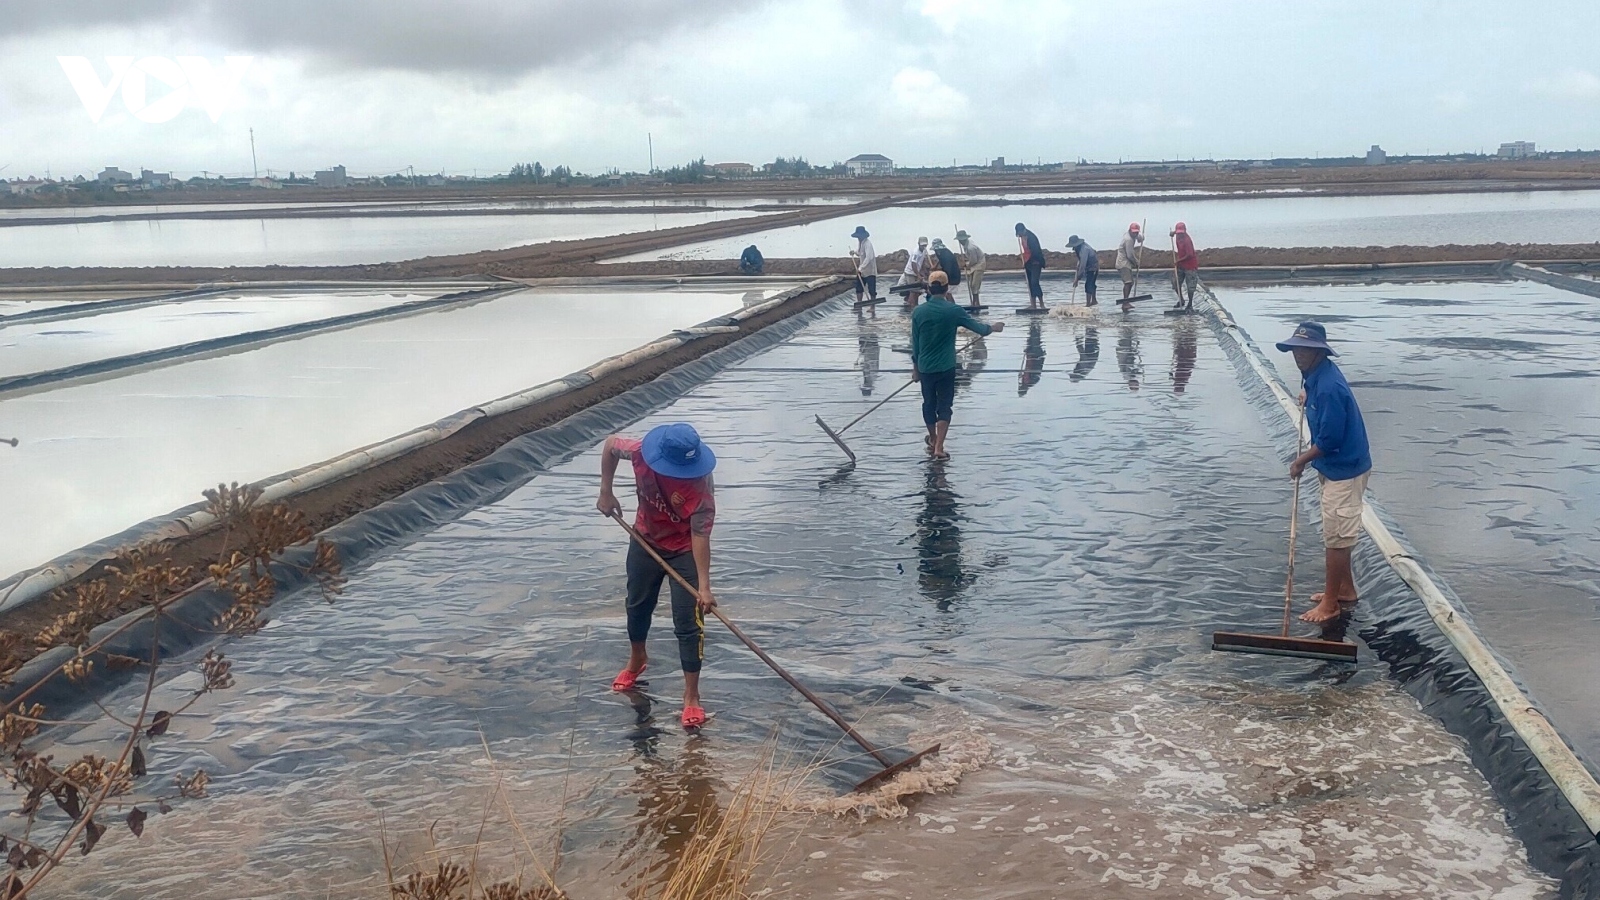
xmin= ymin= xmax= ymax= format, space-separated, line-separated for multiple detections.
xmin=1308 ymin=591 xmax=1360 ymax=606
xmin=1300 ymin=596 xmax=1345 ymax=623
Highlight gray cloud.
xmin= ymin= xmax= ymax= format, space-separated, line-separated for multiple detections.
xmin=6 ymin=0 xmax=766 ymax=76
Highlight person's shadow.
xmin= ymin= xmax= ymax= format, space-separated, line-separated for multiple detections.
xmin=621 ymin=696 xmax=724 ymax=897
xmin=1070 ymin=326 xmax=1100 ymax=382
xmin=1018 ymin=321 xmax=1045 ymax=396
xmin=955 ymin=336 xmax=988 ymax=390
xmin=916 ymin=464 xmax=974 ymax=611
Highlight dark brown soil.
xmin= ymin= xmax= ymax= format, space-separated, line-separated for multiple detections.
xmin=0 ymin=279 xmax=849 ymax=666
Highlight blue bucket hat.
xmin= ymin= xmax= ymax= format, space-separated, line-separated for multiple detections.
xmin=1276 ymin=321 xmax=1338 ymax=356
xmin=641 ymin=423 xmax=716 ymax=479
xmin=852 ymin=226 xmax=869 ymax=238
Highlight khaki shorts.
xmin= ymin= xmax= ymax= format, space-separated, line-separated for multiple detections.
xmin=1319 ymin=471 xmax=1370 ymax=549
xmin=1118 ymin=264 xmax=1135 ymax=284
xmin=966 ymin=266 xmax=985 ymax=297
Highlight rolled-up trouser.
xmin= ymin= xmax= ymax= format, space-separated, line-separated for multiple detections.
xmin=856 ymin=274 xmax=877 ymax=298
xmin=1024 ymin=262 xmax=1044 ymax=300
xmin=920 ymin=368 xmax=958 ymax=426
xmin=625 ymin=539 xmax=704 ymax=673
xmin=1176 ymin=268 xmax=1199 ymax=295
xmin=1082 ymin=268 xmax=1098 ymax=298
xmin=966 ymin=266 xmax=985 ymax=300
xmin=1319 ymin=470 xmax=1370 ymax=550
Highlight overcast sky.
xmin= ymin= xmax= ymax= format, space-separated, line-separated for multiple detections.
xmin=2 ymin=0 xmax=1598 ymax=180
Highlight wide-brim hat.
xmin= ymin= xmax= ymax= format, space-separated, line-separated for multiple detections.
xmin=1067 ymin=234 xmax=1082 ymax=246
xmin=1275 ymin=321 xmax=1338 ymax=356
xmin=641 ymin=423 xmax=717 ymax=479
xmin=851 ymin=226 xmax=869 ymax=238
xmin=955 ymin=230 xmax=970 ymax=241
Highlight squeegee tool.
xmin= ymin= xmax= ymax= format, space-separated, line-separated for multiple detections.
xmin=1211 ymin=408 xmax=1358 ymax=664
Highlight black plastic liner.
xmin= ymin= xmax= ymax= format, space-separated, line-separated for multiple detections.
xmin=1206 ymin=305 xmax=1600 ymax=897
xmin=0 ymin=284 xmax=519 ymax=398
xmin=0 ymin=291 xmax=849 ymax=718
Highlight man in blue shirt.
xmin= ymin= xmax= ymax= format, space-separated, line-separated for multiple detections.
xmin=1277 ymin=321 xmax=1372 ymax=624
xmin=912 ymin=271 xmax=1003 ymax=459
xmin=1067 ymin=235 xmax=1099 ymax=307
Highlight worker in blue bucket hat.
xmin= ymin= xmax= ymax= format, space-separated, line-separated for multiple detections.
xmin=1276 ymin=321 xmax=1372 ymax=624
xmin=597 ymin=423 xmax=719 ymax=729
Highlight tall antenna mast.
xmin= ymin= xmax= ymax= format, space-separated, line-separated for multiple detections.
xmin=648 ymin=132 xmax=654 ymax=173
xmin=249 ymin=127 xmax=259 ymax=179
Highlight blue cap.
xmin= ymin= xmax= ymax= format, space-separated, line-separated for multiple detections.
xmin=1276 ymin=321 xmax=1338 ymax=356
xmin=641 ymin=423 xmax=716 ymax=479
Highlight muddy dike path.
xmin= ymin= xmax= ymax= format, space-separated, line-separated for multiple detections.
xmin=30 ymin=280 xmax=1576 ymax=899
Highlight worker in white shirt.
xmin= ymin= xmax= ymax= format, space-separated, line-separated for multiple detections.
xmin=956 ymin=229 xmax=986 ymax=310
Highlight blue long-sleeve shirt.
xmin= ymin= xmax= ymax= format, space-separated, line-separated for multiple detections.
xmin=1303 ymin=358 xmax=1372 ymax=480
xmin=1073 ymin=242 xmax=1098 ymax=279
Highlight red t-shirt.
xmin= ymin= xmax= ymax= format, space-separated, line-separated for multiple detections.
xmin=1175 ymin=233 xmax=1199 ymax=270
xmin=610 ymin=437 xmax=715 ymax=554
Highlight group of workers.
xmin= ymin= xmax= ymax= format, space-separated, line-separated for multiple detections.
xmin=849 ymin=221 xmax=1202 ymax=313
xmin=596 ymin=222 xmax=1371 ymax=728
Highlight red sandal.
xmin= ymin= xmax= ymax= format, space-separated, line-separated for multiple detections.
xmin=681 ymin=706 xmax=707 ymax=729
xmin=611 ymin=665 xmax=645 ymax=692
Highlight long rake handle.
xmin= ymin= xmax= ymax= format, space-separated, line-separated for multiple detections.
xmin=607 ymin=511 xmax=895 ymax=767
xmin=838 ymin=336 xmax=980 ymax=436
xmin=1282 ymin=406 xmax=1307 ymax=637
xmin=1132 ymin=218 xmax=1147 ymax=295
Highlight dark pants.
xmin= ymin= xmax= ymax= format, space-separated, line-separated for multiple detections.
xmin=1083 ymin=268 xmax=1098 ymax=300
xmin=920 ymin=368 xmax=957 ymax=426
xmin=855 ymin=274 xmax=877 ymax=299
xmin=625 ymin=540 xmax=704 ymax=673
xmin=1024 ymin=262 xmax=1044 ymax=300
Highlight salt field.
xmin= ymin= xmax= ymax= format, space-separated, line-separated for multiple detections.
xmin=27 ymin=282 xmax=1574 ymax=898
xmin=0 ymin=208 xmax=761 ymax=269
xmin=1216 ymin=278 xmax=1600 ymax=768
xmin=608 ymin=189 xmax=1600 ymax=262
xmin=0 ymin=290 xmax=427 ymax=381
xmin=0 ymin=283 xmax=788 ymax=581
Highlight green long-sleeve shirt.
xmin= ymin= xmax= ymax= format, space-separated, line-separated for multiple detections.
xmin=911 ymin=297 xmax=993 ymax=374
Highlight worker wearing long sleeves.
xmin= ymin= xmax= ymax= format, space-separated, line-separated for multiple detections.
xmin=851 ymin=225 xmax=879 ymax=303
xmin=1015 ymin=223 xmax=1046 ymax=309
xmin=1171 ymin=222 xmax=1199 ymax=310
xmin=1066 ymin=235 xmax=1099 ymax=307
xmin=956 ymin=229 xmax=986 ymax=309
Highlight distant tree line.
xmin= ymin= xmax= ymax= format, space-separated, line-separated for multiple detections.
xmin=507 ymin=162 xmax=577 ymax=184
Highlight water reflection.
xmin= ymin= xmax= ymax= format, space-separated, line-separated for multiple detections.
xmin=915 ymin=464 xmax=975 ymax=610
xmin=1116 ymin=326 xmax=1143 ymax=391
xmin=1171 ymin=319 xmax=1198 ymax=394
xmin=955 ymin=337 xmax=988 ymax=390
xmin=625 ymin=728 xmax=723 ymax=897
xmin=856 ymin=328 xmax=881 ymax=397
xmin=740 ymin=289 xmax=767 ymax=308
xmin=1018 ymin=322 xmax=1045 ymax=396
xmin=1071 ymin=326 xmax=1100 ymax=382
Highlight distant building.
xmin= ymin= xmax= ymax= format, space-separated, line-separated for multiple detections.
xmin=97 ymin=166 xmax=134 ymax=184
xmin=991 ymin=156 xmax=1006 ymax=170
xmin=314 ymin=165 xmax=348 ymax=187
xmin=1497 ymin=141 xmax=1536 ymax=159
xmin=1365 ymin=145 xmax=1387 ymax=165
xmin=140 ymin=169 xmax=173 ymax=187
xmin=710 ymin=162 xmax=755 ymax=177
xmin=250 ymin=177 xmax=283 ymax=190
xmin=845 ymin=154 xmax=894 ymax=177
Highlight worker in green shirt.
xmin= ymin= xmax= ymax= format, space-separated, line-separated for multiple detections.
xmin=911 ymin=271 xmax=1004 ymax=460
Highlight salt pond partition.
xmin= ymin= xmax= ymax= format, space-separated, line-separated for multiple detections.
xmin=0 ymin=283 xmax=794 ymax=580
xmin=37 ymin=280 xmax=1561 ymax=898
xmin=0 ymin=290 xmax=431 ymax=381
xmin=608 ymin=188 xmax=1600 ymax=262
xmin=1215 ymin=277 xmax=1600 ymax=769
xmin=0 ymin=208 xmax=761 ymax=269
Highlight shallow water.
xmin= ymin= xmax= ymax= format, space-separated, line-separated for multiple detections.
xmin=607 ymin=189 xmax=1600 ymax=262
xmin=0 ymin=209 xmax=759 ymax=269
xmin=32 ymin=279 xmax=1555 ymax=898
xmin=1216 ymin=279 xmax=1600 ymax=771
xmin=0 ymin=284 xmax=778 ymax=580
xmin=0 ymin=290 xmax=425 ymax=380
